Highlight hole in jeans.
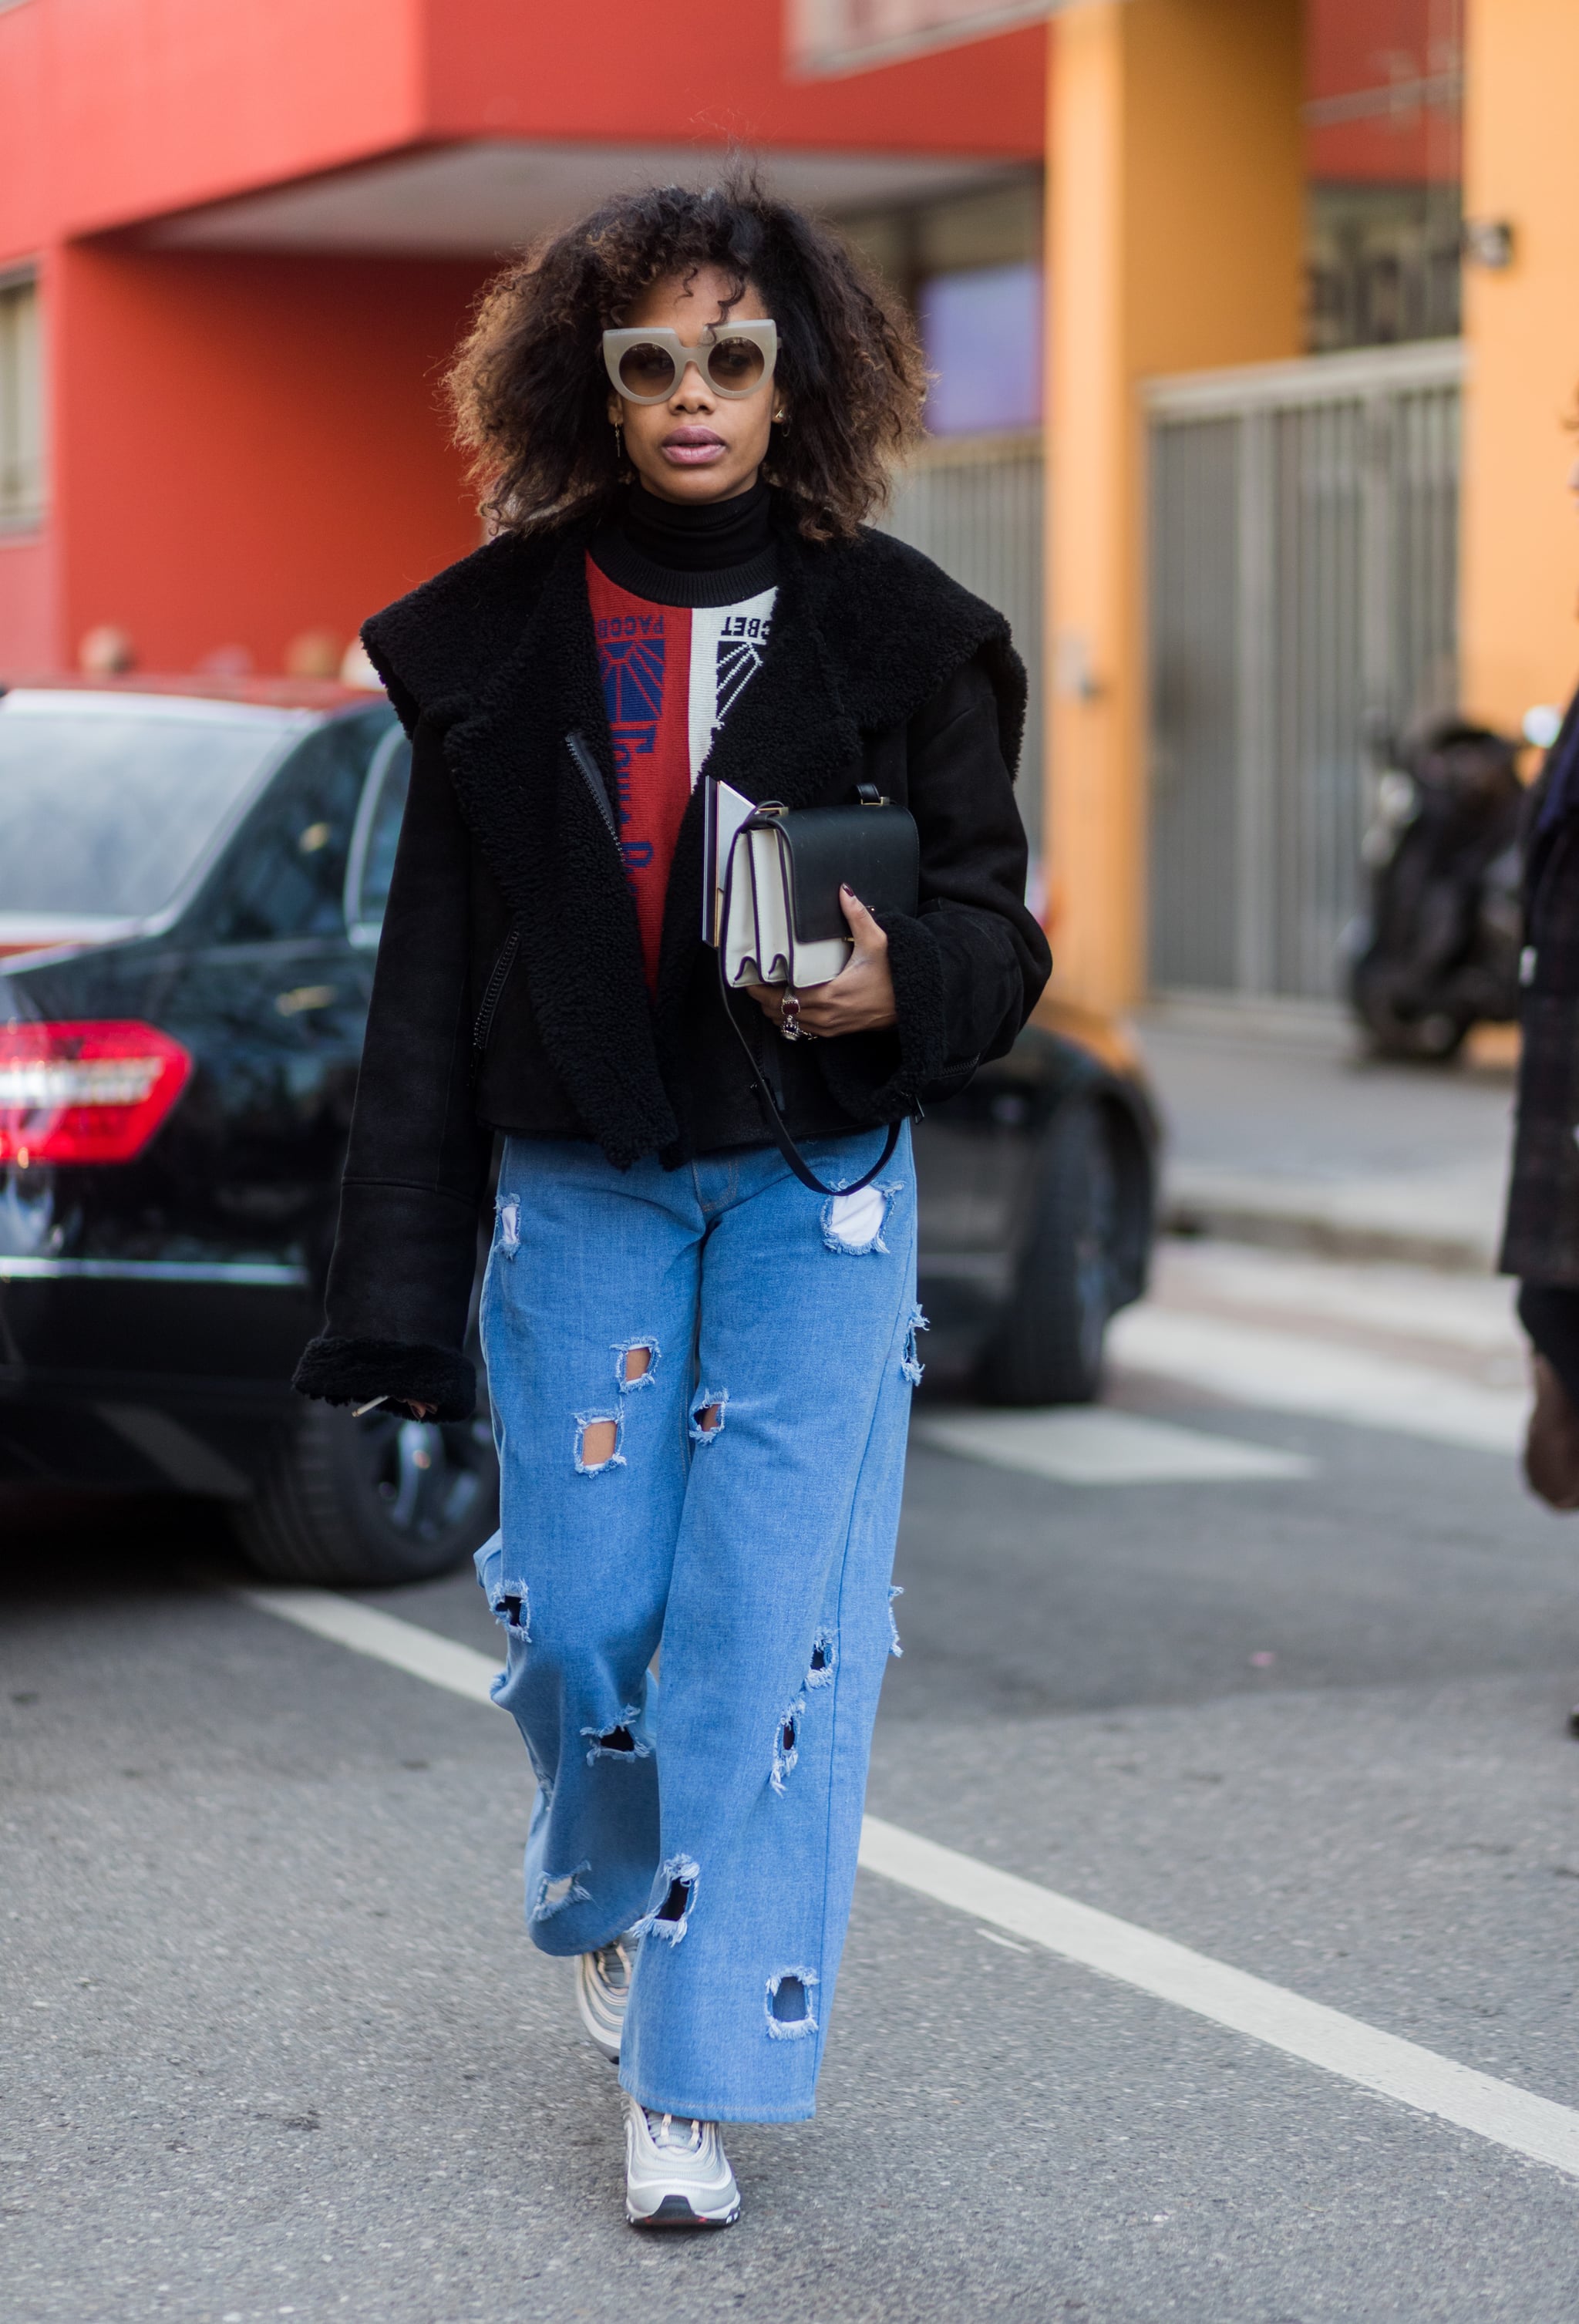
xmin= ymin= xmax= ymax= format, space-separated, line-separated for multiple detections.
xmin=806 ymin=1628 xmax=837 ymax=1686
xmin=531 ymin=1861 xmax=591 ymax=1922
xmin=690 ymin=1389 xmax=728 ymax=1445
xmin=635 ymin=1853 xmax=700 ymax=1945
xmin=770 ymin=1692 xmax=806 ymax=1794
xmin=575 ymin=1413 xmax=624 ymax=1473
xmin=614 ymin=1337 xmax=659 ymax=1392
xmin=820 ymin=1179 xmax=900 ymax=1255
xmin=765 ymin=1968 xmax=820 ymax=2039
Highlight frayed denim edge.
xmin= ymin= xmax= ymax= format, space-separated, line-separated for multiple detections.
xmin=530 ymin=1861 xmax=591 ymax=1923
xmin=769 ymin=1692 xmax=806 ymax=1796
xmin=765 ymin=1967 xmax=820 ymax=2040
xmin=805 ymin=1626 xmax=837 ymax=1688
xmin=631 ymin=1853 xmax=699 ymax=1946
xmin=820 ymin=1177 xmax=904 ymax=1258
xmin=581 ymin=1706 xmax=651 ymax=1766
xmin=574 ymin=1410 xmax=625 ymax=1474
xmin=689 ymin=1389 xmax=728 ymax=1446
xmin=613 ymin=1335 xmax=660 ymax=1393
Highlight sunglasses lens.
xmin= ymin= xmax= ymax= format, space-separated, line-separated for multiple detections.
xmin=617 ymin=342 xmax=678 ymax=397
xmin=707 ymin=335 xmax=766 ymax=392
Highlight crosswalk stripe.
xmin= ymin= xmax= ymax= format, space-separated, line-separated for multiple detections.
xmin=912 ymin=1406 xmax=1313 ymax=1484
xmin=1110 ymin=1306 xmax=1525 ymax=1453
xmin=234 ymin=1581 xmax=1579 ymax=2183
xmin=234 ymin=1584 xmax=497 ymax=1703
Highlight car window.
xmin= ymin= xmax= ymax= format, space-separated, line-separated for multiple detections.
xmin=203 ymin=708 xmax=396 ymax=945
xmin=345 ymin=728 xmax=412 ymax=941
xmin=0 ymin=693 xmax=301 ymax=925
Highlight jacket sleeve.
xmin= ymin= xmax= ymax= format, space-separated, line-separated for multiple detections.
xmin=293 ymin=714 xmax=492 ymax=1420
xmin=816 ymin=652 xmax=1052 ymax=1123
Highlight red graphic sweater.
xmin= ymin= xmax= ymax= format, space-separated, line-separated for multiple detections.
xmin=587 ymin=557 xmax=776 ymax=985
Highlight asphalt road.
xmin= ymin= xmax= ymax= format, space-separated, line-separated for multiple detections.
xmin=7 ymin=1241 xmax=1579 ymax=2322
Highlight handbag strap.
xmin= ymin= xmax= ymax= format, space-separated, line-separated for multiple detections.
xmin=715 ymin=830 xmax=901 ymax=1198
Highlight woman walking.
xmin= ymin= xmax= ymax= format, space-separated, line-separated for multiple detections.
xmin=296 ymin=177 xmax=1049 ymax=2226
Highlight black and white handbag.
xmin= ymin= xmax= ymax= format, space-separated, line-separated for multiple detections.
xmin=705 ymin=777 xmax=920 ymax=1196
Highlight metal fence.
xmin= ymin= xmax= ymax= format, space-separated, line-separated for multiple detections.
xmin=878 ymin=429 xmax=1044 ymax=864
xmin=1146 ymin=340 xmax=1463 ymax=1002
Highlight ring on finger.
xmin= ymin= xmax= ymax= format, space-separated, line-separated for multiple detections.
xmin=779 ymin=989 xmax=816 ymax=1042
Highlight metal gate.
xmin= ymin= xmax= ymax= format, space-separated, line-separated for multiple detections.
xmin=1146 ymin=340 xmax=1463 ymax=1002
xmin=879 ymin=429 xmax=1044 ymax=865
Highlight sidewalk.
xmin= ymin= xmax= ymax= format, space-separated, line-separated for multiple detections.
xmin=1133 ymin=1003 xmax=1517 ymax=1272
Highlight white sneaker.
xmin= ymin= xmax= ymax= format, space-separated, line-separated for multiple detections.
xmin=575 ymin=1940 xmax=631 ymax=2063
xmin=623 ymin=2095 xmax=740 ymax=2228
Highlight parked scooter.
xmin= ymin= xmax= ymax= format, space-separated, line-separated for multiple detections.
xmin=1348 ymin=715 xmax=1524 ymax=1060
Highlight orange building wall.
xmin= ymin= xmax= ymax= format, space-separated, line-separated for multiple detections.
xmin=1045 ymin=0 xmax=1304 ymax=1013
xmin=50 ymin=245 xmax=488 ymax=675
xmin=1459 ymin=0 xmax=1579 ymax=736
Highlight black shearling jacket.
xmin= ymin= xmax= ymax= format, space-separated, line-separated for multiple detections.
xmin=1501 ymin=683 xmax=1579 ymax=1282
xmin=295 ymin=506 xmax=1051 ymax=1419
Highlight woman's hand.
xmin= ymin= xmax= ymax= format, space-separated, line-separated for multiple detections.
xmin=747 ymin=887 xmax=897 ymax=1039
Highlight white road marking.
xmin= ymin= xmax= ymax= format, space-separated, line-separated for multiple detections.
xmin=1109 ymin=1306 xmax=1526 ymax=1453
xmin=913 ymin=1406 xmax=1313 ymax=1485
xmin=860 ymin=1818 xmax=1579 ymax=2179
xmin=236 ymin=1584 xmax=1579 ymax=2182
xmin=1152 ymin=1239 xmax=1521 ymax=1354
xmin=234 ymin=1585 xmax=497 ymax=1703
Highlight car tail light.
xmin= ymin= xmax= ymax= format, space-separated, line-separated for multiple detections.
xmin=0 ymin=1021 xmax=192 ymax=1165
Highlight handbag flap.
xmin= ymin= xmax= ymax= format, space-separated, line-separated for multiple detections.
xmin=774 ymin=804 xmax=920 ymax=942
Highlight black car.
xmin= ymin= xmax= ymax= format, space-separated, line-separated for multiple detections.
xmin=0 ymin=679 xmax=1157 ymax=1588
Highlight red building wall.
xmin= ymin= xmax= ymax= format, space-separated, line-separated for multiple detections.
xmin=52 ymin=246 xmax=489 ymax=674
xmin=0 ymin=0 xmax=1045 ymax=675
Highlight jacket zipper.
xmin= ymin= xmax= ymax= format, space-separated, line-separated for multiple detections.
xmin=472 ymin=925 xmax=521 ymax=1059
xmin=565 ymin=728 xmax=619 ymax=840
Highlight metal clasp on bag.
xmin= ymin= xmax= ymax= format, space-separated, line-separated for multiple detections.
xmin=855 ymin=782 xmax=889 ymax=807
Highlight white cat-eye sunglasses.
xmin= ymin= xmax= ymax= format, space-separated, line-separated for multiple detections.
xmin=602 ymin=320 xmax=779 ymax=405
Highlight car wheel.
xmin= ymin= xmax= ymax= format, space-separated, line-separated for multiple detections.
xmin=975 ymin=1096 xmax=1118 ymax=1407
xmin=234 ymin=1396 xmax=500 ymax=1588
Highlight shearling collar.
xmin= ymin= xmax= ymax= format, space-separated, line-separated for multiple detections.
xmin=362 ymin=507 xmax=1025 ymax=772
xmin=359 ymin=507 xmax=1025 ymax=1167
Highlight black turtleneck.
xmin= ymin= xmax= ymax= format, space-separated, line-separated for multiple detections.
xmin=588 ymin=475 xmax=779 ymax=609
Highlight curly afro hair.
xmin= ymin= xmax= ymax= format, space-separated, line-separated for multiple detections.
xmin=446 ymin=172 xmax=928 ymax=543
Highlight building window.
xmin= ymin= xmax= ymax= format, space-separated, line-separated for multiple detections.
xmin=838 ymin=176 xmax=1043 ymax=437
xmin=0 ymin=274 xmax=43 ymax=530
xmin=1304 ymin=0 xmax=1463 ymax=352
xmin=918 ymin=261 xmax=1042 ymax=436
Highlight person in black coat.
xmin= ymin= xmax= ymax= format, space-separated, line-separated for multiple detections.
xmin=1502 ymin=432 xmax=1579 ymax=1635
xmin=294 ymin=177 xmax=1049 ymax=2221
xmin=1504 ymin=687 xmax=1579 ymax=1517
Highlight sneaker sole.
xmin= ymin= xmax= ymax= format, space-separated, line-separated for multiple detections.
xmin=626 ymin=2194 xmax=739 ymax=2229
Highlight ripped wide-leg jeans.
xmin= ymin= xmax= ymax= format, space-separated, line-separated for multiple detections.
xmin=476 ymin=1123 xmax=921 ymax=2124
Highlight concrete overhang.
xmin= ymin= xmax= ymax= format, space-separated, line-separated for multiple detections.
xmin=143 ymin=138 xmax=1028 ymax=257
